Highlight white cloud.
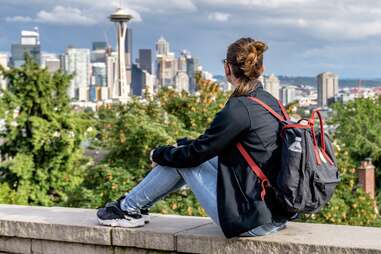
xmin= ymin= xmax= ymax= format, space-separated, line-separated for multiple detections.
xmin=208 ymin=12 xmax=231 ymax=22
xmin=35 ymin=6 xmax=97 ymax=25
xmin=5 ymin=16 xmax=33 ymax=22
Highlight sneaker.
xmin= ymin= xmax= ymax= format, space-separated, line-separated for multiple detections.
xmin=97 ymin=198 xmax=145 ymax=228
xmin=141 ymin=208 xmax=150 ymax=224
xmin=239 ymin=221 xmax=287 ymax=237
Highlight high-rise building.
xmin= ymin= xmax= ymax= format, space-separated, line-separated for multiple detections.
xmin=91 ymin=49 xmax=107 ymax=63
xmin=280 ymin=86 xmax=296 ymax=105
xmin=174 ymin=51 xmax=190 ymax=92
xmin=131 ymin=64 xmax=144 ymax=96
xmin=41 ymin=53 xmax=61 ymax=73
xmin=109 ymin=8 xmax=133 ymax=101
xmin=106 ymin=52 xmax=117 ymax=98
xmin=264 ymin=74 xmax=280 ymax=99
xmin=186 ymin=54 xmax=199 ymax=93
xmin=143 ymin=70 xmax=155 ymax=96
xmin=156 ymin=53 xmax=177 ymax=88
xmin=155 ymin=37 xmax=177 ymax=88
xmin=138 ymin=49 xmax=152 ymax=74
xmin=11 ymin=28 xmax=41 ymax=67
xmin=0 ymin=53 xmax=9 ymax=90
xmin=175 ymin=71 xmax=189 ymax=92
xmin=91 ymin=62 xmax=107 ymax=87
xmin=63 ymin=48 xmax=90 ymax=101
xmin=21 ymin=29 xmax=40 ymax=45
xmin=156 ymin=36 xmax=170 ymax=55
xmin=92 ymin=41 xmax=108 ymax=51
xmin=178 ymin=51 xmax=187 ymax=72
xmin=317 ymin=72 xmax=339 ymax=107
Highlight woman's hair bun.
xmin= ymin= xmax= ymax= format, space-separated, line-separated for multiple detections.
xmin=227 ymin=38 xmax=268 ymax=80
xmin=240 ymin=43 xmax=259 ymax=78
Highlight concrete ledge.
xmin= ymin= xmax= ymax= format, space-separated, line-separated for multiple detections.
xmin=0 ymin=205 xmax=380 ymax=254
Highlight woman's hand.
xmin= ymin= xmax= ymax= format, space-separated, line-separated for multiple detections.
xmin=150 ymin=143 xmax=177 ymax=168
xmin=150 ymin=149 xmax=157 ymax=168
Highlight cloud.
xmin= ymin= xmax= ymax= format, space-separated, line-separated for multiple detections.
xmin=197 ymin=0 xmax=381 ymax=40
xmin=4 ymin=5 xmax=142 ymax=26
xmin=5 ymin=16 xmax=33 ymax=22
xmin=36 ymin=6 xmax=97 ymax=25
xmin=208 ymin=12 xmax=231 ymax=22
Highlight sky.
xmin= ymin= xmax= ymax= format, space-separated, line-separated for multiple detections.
xmin=0 ymin=0 xmax=380 ymax=79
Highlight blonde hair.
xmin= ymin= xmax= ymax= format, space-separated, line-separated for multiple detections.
xmin=227 ymin=37 xmax=268 ymax=97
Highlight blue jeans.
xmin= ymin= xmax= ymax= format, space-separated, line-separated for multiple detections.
xmin=120 ymin=156 xmax=286 ymax=237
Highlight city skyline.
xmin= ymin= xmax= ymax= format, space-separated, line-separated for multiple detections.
xmin=0 ymin=1 xmax=380 ymax=79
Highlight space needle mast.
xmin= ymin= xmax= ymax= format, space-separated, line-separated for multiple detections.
xmin=109 ymin=1 xmax=133 ymax=102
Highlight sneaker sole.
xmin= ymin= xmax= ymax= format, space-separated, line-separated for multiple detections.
xmin=143 ymin=214 xmax=150 ymax=224
xmin=97 ymin=217 xmax=145 ymax=228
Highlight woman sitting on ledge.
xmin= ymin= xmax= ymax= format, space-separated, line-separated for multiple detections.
xmin=97 ymin=37 xmax=294 ymax=238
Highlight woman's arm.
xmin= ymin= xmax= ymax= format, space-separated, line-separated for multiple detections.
xmin=152 ymin=98 xmax=250 ymax=168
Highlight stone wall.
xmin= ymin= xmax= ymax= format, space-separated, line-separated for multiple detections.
xmin=0 ymin=205 xmax=380 ymax=254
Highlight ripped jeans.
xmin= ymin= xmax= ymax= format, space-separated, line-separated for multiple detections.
xmin=120 ymin=156 xmax=286 ymax=237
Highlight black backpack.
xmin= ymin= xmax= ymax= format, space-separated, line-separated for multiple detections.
xmin=236 ymin=97 xmax=340 ymax=213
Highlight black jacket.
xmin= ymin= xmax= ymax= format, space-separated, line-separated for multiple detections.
xmin=152 ymin=84 xmax=291 ymax=238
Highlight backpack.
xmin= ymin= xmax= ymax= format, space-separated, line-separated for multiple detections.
xmin=236 ymin=97 xmax=340 ymax=214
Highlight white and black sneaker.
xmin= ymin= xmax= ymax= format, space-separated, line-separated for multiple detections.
xmin=141 ymin=208 xmax=150 ymax=224
xmin=97 ymin=197 xmax=145 ymax=228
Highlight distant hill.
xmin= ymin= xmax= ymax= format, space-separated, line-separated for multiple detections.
xmin=213 ymin=75 xmax=381 ymax=88
xmin=277 ymin=76 xmax=381 ymax=88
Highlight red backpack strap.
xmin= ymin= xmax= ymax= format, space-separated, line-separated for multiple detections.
xmin=309 ymin=109 xmax=334 ymax=166
xmin=236 ymin=142 xmax=270 ymax=201
xmin=276 ymin=99 xmax=290 ymax=121
xmin=248 ymin=97 xmax=285 ymax=122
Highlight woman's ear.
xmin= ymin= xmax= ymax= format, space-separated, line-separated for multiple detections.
xmin=224 ymin=63 xmax=231 ymax=77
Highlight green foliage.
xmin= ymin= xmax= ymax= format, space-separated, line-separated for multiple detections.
xmin=0 ymin=56 xmax=91 ymax=206
xmin=331 ymin=97 xmax=381 ymax=212
xmin=157 ymin=74 xmax=228 ymax=132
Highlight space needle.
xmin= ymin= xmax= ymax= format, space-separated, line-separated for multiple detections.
xmin=109 ymin=5 xmax=133 ymax=102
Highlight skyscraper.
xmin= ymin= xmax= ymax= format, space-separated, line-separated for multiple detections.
xmin=91 ymin=62 xmax=107 ymax=87
xmin=106 ymin=52 xmax=117 ymax=99
xmin=131 ymin=64 xmax=144 ymax=96
xmin=175 ymin=51 xmax=189 ymax=92
xmin=186 ymin=54 xmax=199 ymax=93
xmin=317 ymin=72 xmax=339 ymax=107
xmin=138 ymin=49 xmax=152 ymax=74
xmin=11 ymin=28 xmax=41 ymax=67
xmin=175 ymin=71 xmax=189 ymax=92
xmin=41 ymin=53 xmax=61 ymax=73
xmin=156 ymin=37 xmax=170 ymax=55
xmin=143 ymin=70 xmax=155 ymax=96
xmin=178 ymin=51 xmax=187 ymax=72
xmin=264 ymin=74 xmax=280 ymax=99
xmin=280 ymin=86 xmax=296 ymax=105
xmin=92 ymin=41 xmax=108 ymax=51
xmin=155 ymin=37 xmax=177 ymax=88
xmin=109 ymin=8 xmax=133 ymax=101
xmin=63 ymin=48 xmax=90 ymax=101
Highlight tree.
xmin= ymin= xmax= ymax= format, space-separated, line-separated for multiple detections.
xmin=0 ymin=56 xmax=91 ymax=205
xmin=330 ymin=97 xmax=381 ymax=212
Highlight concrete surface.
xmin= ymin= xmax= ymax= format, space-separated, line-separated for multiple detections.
xmin=0 ymin=204 xmax=380 ymax=254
